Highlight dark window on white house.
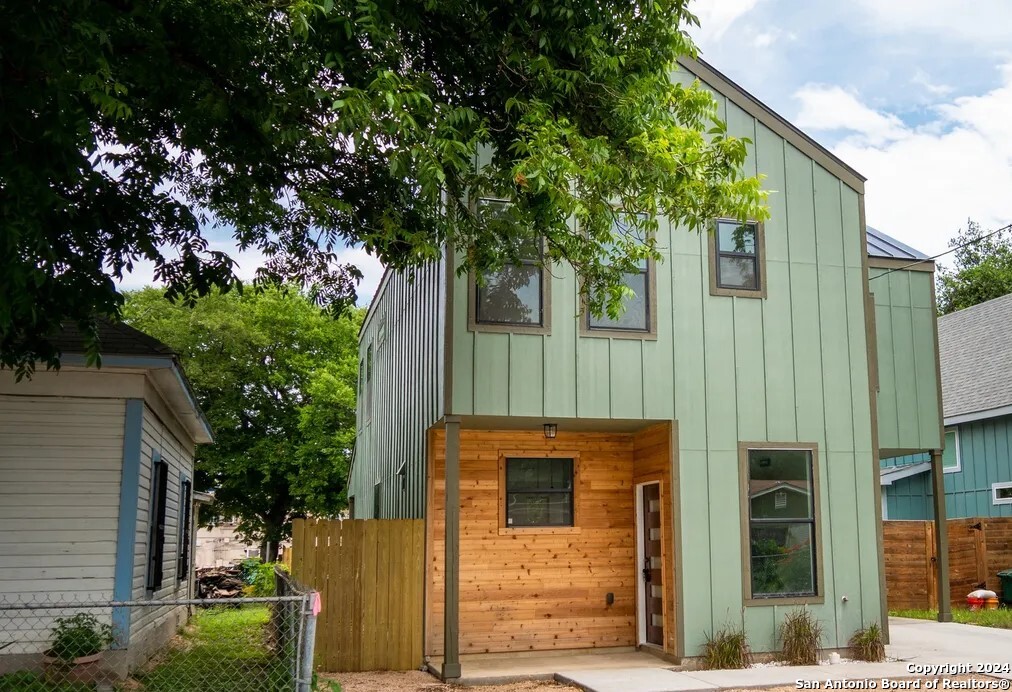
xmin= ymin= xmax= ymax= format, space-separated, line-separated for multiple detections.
xmin=146 ymin=457 xmax=169 ymax=592
xmin=177 ymin=479 xmax=192 ymax=582
xmin=505 ymin=458 xmax=574 ymax=527
xmin=745 ymin=448 xmax=818 ymax=599
xmin=715 ymin=220 xmax=761 ymax=291
xmin=475 ymin=199 xmax=544 ymax=327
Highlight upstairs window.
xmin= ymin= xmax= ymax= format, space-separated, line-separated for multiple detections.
xmin=365 ymin=344 xmax=373 ymax=422
xmin=711 ymin=219 xmax=766 ymax=297
xmin=585 ymin=214 xmax=655 ymax=336
xmin=470 ymin=199 xmax=550 ymax=333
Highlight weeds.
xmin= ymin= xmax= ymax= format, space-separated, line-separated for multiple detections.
xmin=778 ymin=608 xmax=822 ymax=665
xmin=849 ymin=623 xmax=885 ymax=662
xmin=701 ymin=623 xmax=751 ymax=670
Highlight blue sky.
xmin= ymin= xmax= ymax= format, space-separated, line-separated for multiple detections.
xmin=122 ymin=2 xmax=1012 ymax=300
xmin=691 ymin=0 xmax=1012 ymax=261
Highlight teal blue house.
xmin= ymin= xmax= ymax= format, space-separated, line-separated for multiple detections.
xmin=881 ymin=292 xmax=1012 ymax=520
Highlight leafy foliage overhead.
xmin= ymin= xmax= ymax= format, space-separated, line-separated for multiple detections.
xmin=936 ymin=220 xmax=1012 ymax=315
xmin=123 ymin=287 xmax=362 ymax=557
xmin=2 ymin=0 xmax=766 ymax=375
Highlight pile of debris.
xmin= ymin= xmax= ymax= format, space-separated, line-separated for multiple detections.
xmin=195 ymin=566 xmax=245 ymax=599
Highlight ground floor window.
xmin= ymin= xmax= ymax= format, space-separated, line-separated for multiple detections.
xmin=504 ymin=457 xmax=574 ymax=527
xmin=740 ymin=444 xmax=820 ymax=602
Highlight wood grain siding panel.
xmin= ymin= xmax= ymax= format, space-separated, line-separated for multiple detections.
xmin=350 ymin=261 xmax=446 ymax=519
xmin=0 ymin=395 xmax=124 ymax=598
xmin=428 ymin=430 xmax=638 ymax=655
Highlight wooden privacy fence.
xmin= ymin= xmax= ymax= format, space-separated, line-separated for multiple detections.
xmin=884 ymin=518 xmax=1012 ymax=611
xmin=290 ymin=518 xmax=425 ymax=672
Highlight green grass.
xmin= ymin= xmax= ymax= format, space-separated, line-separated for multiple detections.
xmin=890 ymin=607 xmax=1012 ymax=629
xmin=135 ymin=605 xmax=291 ymax=692
xmin=0 ymin=671 xmax=91 ymax=692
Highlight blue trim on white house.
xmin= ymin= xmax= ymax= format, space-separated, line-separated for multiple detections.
xmin=112 ymin=398 xmax=144 ymax=648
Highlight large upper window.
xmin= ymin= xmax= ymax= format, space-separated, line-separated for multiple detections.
xmin=505 ymin=457 xmax=574 ymax=527
xmin=471 ymin=199 xmax=549 ymax=332
xmin=742 ymin=445 xmax=820 ymax=602
xmin=365 ymin=343 xmax=373 ymax=422
xmin=586 ymin=215 xmax=654 ymax=335
xmin=711 ymin=219 xmax=765 ymax=297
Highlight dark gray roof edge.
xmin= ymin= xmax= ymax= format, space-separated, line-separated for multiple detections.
xmin=866 ymin=226 xmax=930 ymax=260
xmin=680 ymin=56 xmax=866 ymax=191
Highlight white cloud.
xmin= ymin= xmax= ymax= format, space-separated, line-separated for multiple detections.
xmin=793 ymin=85 xmax=910 ymax=146
xmin=912 ymin=69 xmax=953 ymax=97
xmin=689 ymin=0 xmax=763 ymax=43
xmin=853 ymin=0 xmax=1012 ymax=43
xmin=751 ymin=28 xmax=795 ymax=48
xmin=803 ymin=63 xmax=1012 ymax=258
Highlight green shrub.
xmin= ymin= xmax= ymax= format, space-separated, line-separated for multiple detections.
xmin=778 ymin=608 xmax=823 ymax=665
xmin=849 ymin=623 xmax=885 ymax=662
xmin=244 ymin=561 xmax=283 ymax=597
xmin=50 ymin=613 xmax=113 ymax=661
xmin=701 ymin=623 xmax=751 ymax=670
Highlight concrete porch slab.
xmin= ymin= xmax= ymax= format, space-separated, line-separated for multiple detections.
xmin=557 ymin=667 xmax=715 ymax=692
xmin=428 ymin=649 xmax=666 ymax=685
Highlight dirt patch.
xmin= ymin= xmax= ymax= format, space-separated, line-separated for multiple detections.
xmin=319 ymin=671 xmax=578 ymax=692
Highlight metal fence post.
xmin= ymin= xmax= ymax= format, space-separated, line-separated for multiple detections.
xmin=297 ymin=593 xmax=318 ymax=692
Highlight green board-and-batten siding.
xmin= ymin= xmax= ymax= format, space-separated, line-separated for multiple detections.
xmin=449 ymin=83 xmax=880 ymax=654
xmin=348 ymin=261 xmax=445 ymax=520
xmin=869 ymin=267 xmax=942 ymax=456
xmin=883 ymin=414 xmax=1012 ymax=520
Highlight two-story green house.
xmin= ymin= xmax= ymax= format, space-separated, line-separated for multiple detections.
xmin=348 ymin=57 xmax=944 ymax=676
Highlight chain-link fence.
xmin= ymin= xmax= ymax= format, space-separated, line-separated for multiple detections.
xmin=0 ymin=568 xmax=318 ymax=691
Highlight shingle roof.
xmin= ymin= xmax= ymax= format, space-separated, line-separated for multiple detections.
xmin=866 ymin=226 xmax=930 ymax=260
xmin=938 ymin=292 xmax=1012 ymax=421
xmin=52 ymin=318 xmax=176 ymax=358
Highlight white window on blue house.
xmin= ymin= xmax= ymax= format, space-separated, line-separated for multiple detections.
xmin=943 ymin=428 xmax=960 ymax=473
xmin=993 ymin=482 xmax=1012 ymax=506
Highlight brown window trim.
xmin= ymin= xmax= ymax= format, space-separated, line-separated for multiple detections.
xmin=709 ymin=218 xmax=767 ymax=299
xmin=578 ymin=258 xmax=659 ymax=340
xmin=738 ymin=441 xmax=824 ymax=607
xmin=498 ymin=451 xmax=581 ymax=536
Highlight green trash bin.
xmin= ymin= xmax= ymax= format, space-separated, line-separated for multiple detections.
xmin=999 ymin=570 xmax=1012 ymax=605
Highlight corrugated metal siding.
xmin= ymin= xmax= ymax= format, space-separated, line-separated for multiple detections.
xmin=449 ymin=91 xmax=880 ymax=652
xmin=883 ymin=415 xmax=1012 ymax=520
xmin=350 ymin=260 xmax=445 ymax=519
xmin=870 ymin=267 xmax=943 ymax=454
xmin=0 ymin=395 xmax=124 ymax=598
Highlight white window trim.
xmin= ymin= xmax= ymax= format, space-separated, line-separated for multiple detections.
xmin=943 ymin=427 xmax=961 ymax=474
xmin=993 ymin=481 xmax=1012 ymax=506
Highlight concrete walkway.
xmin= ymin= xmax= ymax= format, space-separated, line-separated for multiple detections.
xmin=555 ymin=617 xmax=1012 ymax=691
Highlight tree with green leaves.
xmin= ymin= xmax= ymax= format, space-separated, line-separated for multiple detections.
xmin=937 ymin=220 xmax=1012 ymax=315
xmin=2 ymin=0 xmax=766 ymax=376
xmin=123 ymin=286 xmax=362 ymax=560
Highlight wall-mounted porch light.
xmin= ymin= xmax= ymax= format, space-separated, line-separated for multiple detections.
xmin=543 ymin=423 xmax=558 ymax=439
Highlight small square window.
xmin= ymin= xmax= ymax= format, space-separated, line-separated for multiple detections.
xmin=710 ymin=219 xmax=766 ymax=297
xmin=505 ymin=458 xmax=574 ymax=527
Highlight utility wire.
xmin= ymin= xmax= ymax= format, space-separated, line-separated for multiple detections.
xmin=868 ymin=221 xmax=1012 ymax=281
